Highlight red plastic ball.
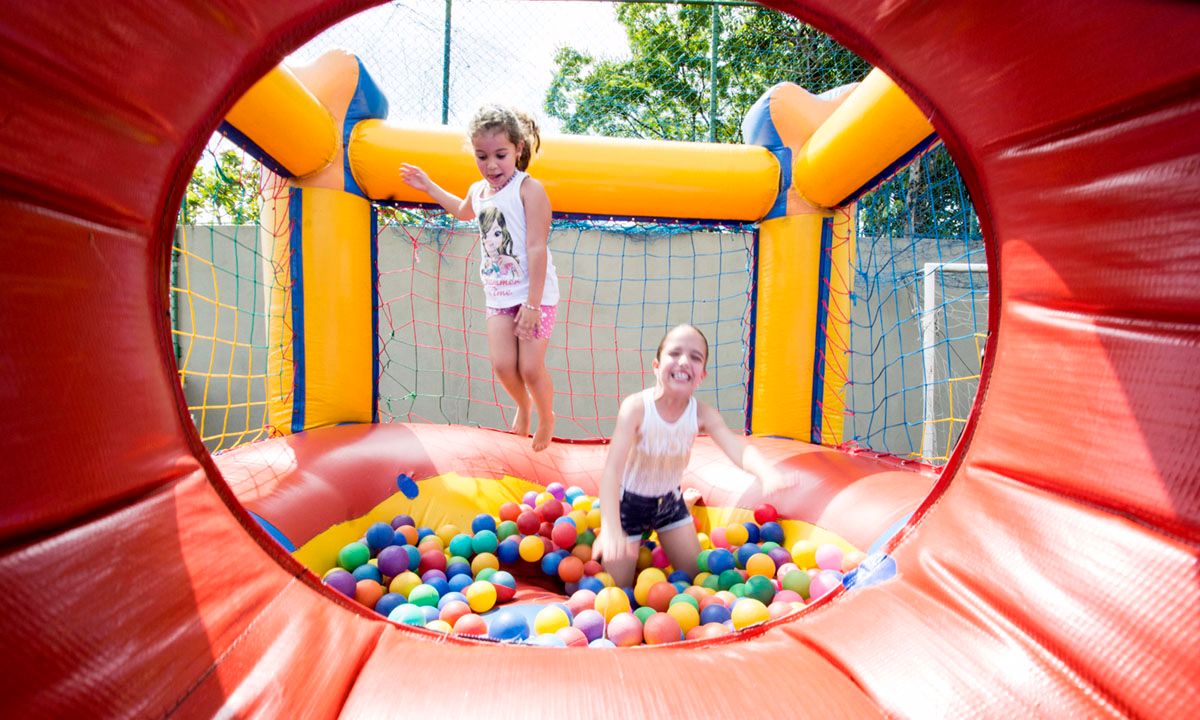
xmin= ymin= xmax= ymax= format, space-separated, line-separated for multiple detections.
xmin=643 ymin=612 xmax=684 ymax=645
xmin=516 ymin=511 xmax=540 ymax=536
xmin=551 ymin=522 xmax=577 ymax=550
xmin=754 ymin=503 xmax=779 ymax=525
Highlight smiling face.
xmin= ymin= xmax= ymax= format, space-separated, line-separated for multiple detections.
xmin=473 ymin=129 xmax=522 ymax=190
xmin=653 ymin=325 xmax=709 ymax=396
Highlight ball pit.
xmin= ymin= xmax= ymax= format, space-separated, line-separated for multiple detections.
xmin=318 ymin=484 xmax=858 ymax=648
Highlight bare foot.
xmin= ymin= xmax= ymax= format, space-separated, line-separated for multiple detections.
xmin=511 ymin=406 xmax=531 ymax=437
xmin=682 ymin=487 xmax=703 ymax=510
xmin=531 ymin=412 xmax=555 ymax=452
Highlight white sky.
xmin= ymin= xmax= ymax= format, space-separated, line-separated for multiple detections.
xmin=285 ymin=0 xmax=632 ymax=131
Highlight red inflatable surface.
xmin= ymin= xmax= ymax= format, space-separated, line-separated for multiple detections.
xmin=1 ymin=1 xmax=1197 ymax=717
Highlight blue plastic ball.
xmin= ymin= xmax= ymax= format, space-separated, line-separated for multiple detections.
xmin=352 ymin=564 xmax=383 ymax=583
xmin=471 ymin=513 xmax=497 ymax=534
xmin=759 ymin=521 xmax=785 ymax=545
xmin=487 ymin=610 xmax=531 ymax=642
xmin=700 ymin=604 xmax=732 ymax=625
xmin=668 ymin=570 xmax=692 ymax=584
xmin=541 ymin=549 xmax=567 ymax=577
xmin=736 ymin=543 xmax=761 ymax=568
xmin=426 ymin=577 xmax=451 ymax=597
xmin=706 ymin=548 xmax=736 ymax=575
xmin=447 ymin=574 xmax=473 ymax=593
xmin=742 ymin=522 xmax=761 ymax=544
xmin=446 ymin=560 xmax=472 ymax=579
xmin=387 ymin=603 xmax=425 ymax=626
xmin=497 ymin=537 xmax=521 ymax=565
xmin=374 ymin=593 xmax=406 ymax=617
xmin=365 ymin=522 xmax=397 ymax=555
xmin=578 ymin=576 xmax=605 ymax=595
xmin=416 ymin=527 xmax=435 ymax=541
xmin=438 ymin=591 xmax=469 ymax=609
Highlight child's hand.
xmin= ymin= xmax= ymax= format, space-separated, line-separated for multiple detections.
xmin=513 ymin=305 xmax=539 ymax=340
xmin=592 ymin=526 xmax=632 ymax=565
xmin=399 ymin=163 xmax=431 ymax=192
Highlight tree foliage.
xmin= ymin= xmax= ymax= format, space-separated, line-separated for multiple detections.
xmin=544 ymin=3 xmax=870 ymax=143
xmin=182 ymin=150 xmax=261 ymax=224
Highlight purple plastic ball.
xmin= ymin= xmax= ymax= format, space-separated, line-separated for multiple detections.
xmin=391 ymin=514 xmax=416 ymax=529
xmin=377 ymin=545 xmax=410 ymax=577
xmin=323 ymin=569 xmax=357 ymax=598
xmin=572 ymin=609 xmax=606 ymax=643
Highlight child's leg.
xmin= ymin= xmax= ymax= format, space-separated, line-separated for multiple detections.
xmin=517 ymin=335 xmax=554 ymax=451
xmin=487 ymin=314 xmax=531 ymax=436
xmin=657 ymin=523 xmax=702 ymax=580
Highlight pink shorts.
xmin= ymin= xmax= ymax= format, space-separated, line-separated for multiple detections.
xmin=486 ymin=304 xmax=557 ymax=339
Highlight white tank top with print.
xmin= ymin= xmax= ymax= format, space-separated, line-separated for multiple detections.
xmin=621 ymin=388 xmax=698 ymax=497
xmin=470 ymin=170 xmax=559 ymax=309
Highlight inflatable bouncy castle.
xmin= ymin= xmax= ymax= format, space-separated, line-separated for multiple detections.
xmin=1 ymin=1 xmax=1197 ymax=717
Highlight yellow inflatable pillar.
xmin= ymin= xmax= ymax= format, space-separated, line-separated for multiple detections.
xmin=260 ymin=184 xmax=376 ymax=433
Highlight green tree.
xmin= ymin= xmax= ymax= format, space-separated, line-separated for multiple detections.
xmin=544 ymin=3 xmax=870 ymax=143
xmin=182 ymin=150 xmax=261 ymax=224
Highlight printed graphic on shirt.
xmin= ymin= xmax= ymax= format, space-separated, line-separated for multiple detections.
xmin=479 ymin=206 xmax=523 ymax=283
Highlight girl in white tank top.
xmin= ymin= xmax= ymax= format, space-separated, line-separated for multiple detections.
xmin=592 ymin=324 xmax=784 ymax=589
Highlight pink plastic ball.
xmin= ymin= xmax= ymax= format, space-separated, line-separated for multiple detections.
xmin=650 ymin=545 xmax=670 ymax=569
xmin=710 ymin=526 xmax=729 ymax=549
xmin=814 ymin=544 xmax=844 ymax=571
xmin=572 ymin=609 xmax=606 ymax=643
xmin=567 ymin=589 xmax=597 ymax=616
xmin=606 ymin=612 xmax=644 ymax=647
xmin=556 ymin=625 xmax=589 ymax=647
xmin=808 ymin=570 xmax=843 ymax=600
xmin=643 ymin=612 xmax=684 ymax=645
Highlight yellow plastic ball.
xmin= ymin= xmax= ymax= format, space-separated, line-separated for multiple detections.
xmin=696 ymin=533 xmax=712 ymax=550
xmin=637 ymin=567 xmax=668 ymax=588
xmin=518 ymin=535 xmax=545 ymax=563
xmin=470 ymin=552 xmax=499 ymax=575
xmin=693 ymin=571 xmax=712 ymax=587
xmin=464 ymin=580 xmax=497 ymax=613
xmin=435 ymin=524 xmax=459 ymax=546
xmin=745 ymin=553 xmax=775 ymax=578
xmin=572 ymin=496 xmax=592 ymax=512
xmin=389 ymin=571 xmax=421 ymax=598
xmin=791 ymin=540 xmax=818 ymax=569
xmin=593 ymin=571 xmax=615 ymax=588
xmin=533 ymin=605 xmax=571 ymax=635
xmin=725 ymin=524 xmax=749 ymax=547
xmin=568 ymin=510 xmax=588 ymax=531
xmin=636 ymin=546 xmax=654 ymax=571
xmin=731 ymin=598 xmax=770 ymax=630
xmin=667 ymin=602 xmax=700 ymax=634
xmin=425 ymin=619 xmax=453 ymax=634
xmin=595 ymin=586 xmax=631 ymax=622
xmin=536 ymin=491 xmax=554 ymax=507
xmin=586 ymin=508 xmax=602 ymax=530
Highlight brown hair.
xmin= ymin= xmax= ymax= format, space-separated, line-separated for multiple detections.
xmin=468 ymin=104 xmax=541 ymax=171
xmin=655 ymin=324 xmax=709 ymax=370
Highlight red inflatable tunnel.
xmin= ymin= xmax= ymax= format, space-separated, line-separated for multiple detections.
xmin=1 ymin=1 xmax=1197 ymax=717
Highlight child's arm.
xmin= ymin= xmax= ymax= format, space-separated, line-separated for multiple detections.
xmin=399 ymin=163 xmax=475 ymax=221
xmin=593 ymin=393 xmax=642 ymax=565
xmin=517 ymin=177 xmax=552 ymax=337
xmin=697 ymin=402 xmax=784 ymax=500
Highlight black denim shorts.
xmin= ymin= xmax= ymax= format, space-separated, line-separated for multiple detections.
xmin=619 ymin=489 xmax=692 ymax=537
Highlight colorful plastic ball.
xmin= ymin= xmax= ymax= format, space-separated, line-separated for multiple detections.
xmin=759 ymin=521 xmax=785 ymax=545
xmin=390 ymin=514 xmax=415 ymax=529
xmin=417 ymin=536 xmax=444 ymax=556
xmin=550 ymin=521 xmax=577 ymax=550
xmin=815 ymin=544 xmax=844 ymax=571
xmin=537 ymin=499 xmax=564 ymax=523
xmin=416 ymin=527 xmax=435 ymax=542
xmin=567 ymin=589 xmax=597 ymax=616
xmin=571 ymin=545 xmax=593 ymax=564
xmin=446 ymin=560 xmax=472 ymax=579
xmin=643 ymin=612 xmax=684 ymax=645
xmin=376 ymin=545 xmax=410 ymax=577
xmin=589 ymin=638 xmax=616 ymax=648
xmin=375 ymin=592 xmax=406 ymax=617
xmin=767 ymin=601 xmax=796 ymax=620
xmin=586 ymin=508 xmax=602 ymax=530
xmin=471 ymin=530 xmax=499 ymax=556
xmin=735 ymin=543 xmax=761 ymax=568
xmin=337 ymin=542 xmax=371 ymax=571
xmin=742 ymin=523 xmax=761 ymax=544
xmin=582 ymin=559 xmax=602 ymax=577
xmin=753 ymin=503 xmax=779 ymax=525
xmin=488 ymin=610 xmax=531 ymax=642
xmin=745 ymin=575 xmax=776 ymax=605
xmin=565 ymin=486 xmax=585 ymax=503
xmin=767 ymin=547 xmax=793 ymax=571
xmin=710 ymin=527 xmax=729 ymax=549
xmin=667 ymin=602 xmax=700 ymax=634
xmin=395 ymin=526 xmax=419 ymax=547
xmin=809 ymin=570 xmax=842 ymax=600
xmin=699 ymin=604 xmax=732 ymax=626
xmin=388 ymin=571 xmax=421 ymax=598
xmin=636 ymin=567 xmax=668 ymax=588
xmin=434 ymin=524 xmax=460 ymax=546
xmin=595 ymin=587 xmax=631 ymax=622
xmin=745 ymin=553 xmax=776 ymax=578
xmin=717 ymin=569 xmax=743 ymax=591
xmin=774 ymin=589 xmax=803 ymax=604
xmin=519 ymin=535 xmax=546 ymax=563
xmin=437 ymin=599 xmax=471 ymax=627
xmin=516 ymin=511 xmax=541 ymax=536
xmin=558 ymin=555 xmax=585 ymax=583
xmin=322 ymin=569 xmax=357 ymax=598
xmin=496 ymin=537 xmax=520 ymax=565
xmin=387 ymin=603 xmax=425 ymax=626
xmin=669 ymin=593 xmax=700 ymax=611
xmin=420 ymin=568 xmax=448 ymax=584
xmin=534 ymin=605 xmax=572 ymax=635
xmin=699 ymin=622 xmax=732 ymax=639
xmin=701 ymin=574 xmax=721 ymax=592
xmin=572 ymin=609 xmax=606 ymax=642
xmin=645 ymin=582 xmax=678 ymax=612
xmin=696 ymin=549 xmax=712 ymax=573
xmin=365 ymin=522 xmax=397 ymax=554
xmin=782 ymin=571 xmax=811 ymax=600
xmin=633 ymin=606 xmax=656 ymax=624
xmin=425 ymin=577 xmax=450 ymax=598
xmin=490 ymin=570 xmax=517 ymax=603
xmin=697 ymin=532 xmax=712 ymax=550
xmin=571 ymin=495 xmax=591 ymax=513
xmin=498 ymin=502 xmax=522 ymax=523
xmin=475 ymin=567 xmax=497 ymax=583
xmin=577 ymin=529 xmax=596 ymax=547
xmin=448 ymin=533 xmax=474 ymax=559
xmin=544 ymin=482 xmax=565 ymax=501
xmin=352 ymin=563 xmax=383 ymax=584
xmin=606 ymin=612 xmax=644 ymax=647
xmin=406 ymin=583 xmax=439 ymax=608
xmin=349 ymin=580 xmax=382 ymax=609
xmin=453 ymin=613 xmax=488 ymax=636
xmin=646 ymin=545 xmax=668 ymax=569
xmin=791 ymin=540 xmax=818 ymax=569
xmin=540 ymin=549 xmax=565 ymax=576
xmin=464 ymin=580 xmax=498 ymax=613
xmin=447 ymin=574 xmax=473 ymax=594
xmin=418 ymin=550 xmax=447 ymax=575
xmin=725 ymin=524 xmax=750 ymax=547
xmin=666 ymin=569 xmax=690 ymax=585
xmin=578 ymin=576 xmax=605 ymax=595
xmin=425 ymin=619 xmax=453 ymax=634
xmin=470 ymin=513 xmax=497 ymax=534
xmin=470 ymin=552 xmax=499 ymax=576
xmin=706 ymin=548 xmax=736 ymax=575
xmin=731 ymin=598 xmax=770 ymax=630
xmin=493 ymin=520 xmax=518 ymax=543
xmin=438 ymin=591 xmax=469 ymax=609
xmin=556 ymin=626 xmax=589 ymax=647
xmin=521 ymin=490 xmax=538 ymax=507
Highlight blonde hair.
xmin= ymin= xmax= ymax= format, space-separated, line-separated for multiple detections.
xmin=468 ymin=104 xmax=541 ymax=171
